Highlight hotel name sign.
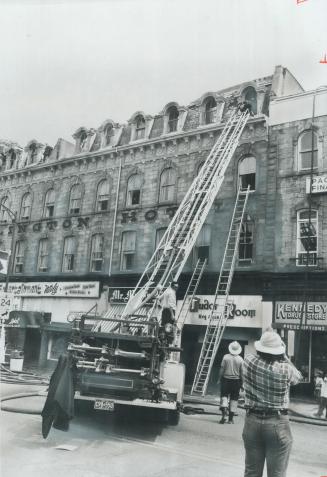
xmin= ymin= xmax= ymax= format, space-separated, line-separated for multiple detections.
xmin=274 ymin=301 xmax=327 ymax=330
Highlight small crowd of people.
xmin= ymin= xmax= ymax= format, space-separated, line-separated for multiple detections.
xmin=218 ymin=329 xmax=303 ymax=477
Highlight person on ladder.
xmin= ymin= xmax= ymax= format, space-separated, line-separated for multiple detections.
xmin=158 ymin=281 xmax=179 ymax=345
xmin=218 ymin=341 xmax=243 ymax=424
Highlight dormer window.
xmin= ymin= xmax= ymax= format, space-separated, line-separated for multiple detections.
xmin=104 ymin=124 xmax=114 ymax=146
xmin=29 ymin=143 xmax=38 ymax=164
xmin=135 ymin=115 xmax=146 ymax=140
xmin=242 ymin=87 xmax=257 ymax=115
xmin=204 ymin=97 xmax=217 ymax=124
xmin=80 ymin=131 xmax=87 ymax=151
xmin=8 ymin=149 xmax=16 ymax=169
xmin=167 ymin=106 xmax=179 ymax=133
xmin=43 ymin=145 xmax=52 ymax=161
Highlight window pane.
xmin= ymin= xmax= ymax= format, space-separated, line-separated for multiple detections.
xmin=300 ymin=132 xmax=317 ymax=150
xmin=90 ymin=234 xmax=104 ymax=272
xmin=297 ymin=210 xmax=318 ymax=266
xmin=300 ymin=151 xmax=317 ymax=169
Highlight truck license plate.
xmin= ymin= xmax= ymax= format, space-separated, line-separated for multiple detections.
xmin=94 ymin=399 xmax=114 ymax=411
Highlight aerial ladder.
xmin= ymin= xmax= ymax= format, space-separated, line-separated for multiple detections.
xmin=191 ymin=185 xmax=250 ymax=395
xmin=108 ymin=108 xmax=251 ymax=324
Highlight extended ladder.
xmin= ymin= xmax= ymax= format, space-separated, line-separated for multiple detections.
xmin=176 ymin=258 xmax=207 ymax=329
xmin=191 ymin=186 xmax=250 ymax=395
xmin=117 ymin=109 xmax=250 ymax=320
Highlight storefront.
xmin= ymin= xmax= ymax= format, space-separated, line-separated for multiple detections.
xmin=273 ymin=300 xmax=327 ymax=391
xmin=180 ymin=295 xmax=264 ymax=388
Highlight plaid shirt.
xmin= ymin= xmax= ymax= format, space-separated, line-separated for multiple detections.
xmin=242 ymin=354 xmax=302 ymax=410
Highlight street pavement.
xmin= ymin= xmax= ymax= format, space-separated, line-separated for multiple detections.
xmin=1 ymin=382 xmax=327 ymax=477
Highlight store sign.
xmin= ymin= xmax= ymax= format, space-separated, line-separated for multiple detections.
xmin=0 ymin=292 xmax=21 ymax=323
xmin=183 ymin=295 xmax=263 ymax=328
xmin=306 ymin=174 xmax=327 ymax=194
xmin=0 ymin=281 xmax=99 ymax=298
xmin=274 ymin=301 xmax=327 ymax=330
xmin=108 ymin=287 xmax=156 ymax=305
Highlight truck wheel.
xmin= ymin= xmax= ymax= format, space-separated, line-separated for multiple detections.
xmin=168 ymin=409 xmax=180 ymax=426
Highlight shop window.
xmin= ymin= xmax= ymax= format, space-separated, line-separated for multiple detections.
xmin=62 ymin=236 xmax=77 ymax=272
xmin=14 ymin=240 xmax=25 ymax=274
xmin=298 ymin=130 xmax=318 ymax=171
xmin=90 ymin=234 xmax=104 ymax=272
xmin=20 ymin=193 xmax=32 ymax=220
xmin=242 ymin=86 xmax=257 ymax=115
xmin=120 ymin=231 xmax=136 ymax=270
xmin=135 ymin=115 xmax=146 ymax=140
xmin=167 ymin=106 xmax=179 ymax=133
xmin=238 ymin=156 xmax=256 ymax=191
xmin=69 ymin=184 xmax=82 ymax=215
xmin=37 ymin=238 xmax=49 ymax=272
xmin=296 ymin=209 xmax=318 ymax=266
xmin=159 ymin=168 xmax=176 ymax=203
xmin=126 ymin=174 xmax=142 ymax=207
xmin=43 ymin=189 xmax=55 ymax=218
xmin=104 ymin=124 xmax=114 ymax=146
xmin=239 ymin=215 xmax=254 ymax=264
xmin=0 ymin=196 xmax=11 ymax=222
xmin=195 ymin=224 xmax=211 ymax=261
xmin=96 ymin=180 xmax=110 ymax=212
xmin=204 ymin=97 xmax=217 ymax=124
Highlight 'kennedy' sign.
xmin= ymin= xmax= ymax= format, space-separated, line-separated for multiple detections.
xmin=274 ymin=301 xmax=327 ymax=330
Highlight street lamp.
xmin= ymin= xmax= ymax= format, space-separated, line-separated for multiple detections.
xmin=0 ymin=203 xmax=17 ymax=292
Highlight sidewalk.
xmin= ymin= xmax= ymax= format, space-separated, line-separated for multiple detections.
xmin=183 ymin=393 xmax=327 ymax=426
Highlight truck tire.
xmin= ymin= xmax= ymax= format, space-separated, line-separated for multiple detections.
xmin=168 ymin=409 xmax=180 ymax=426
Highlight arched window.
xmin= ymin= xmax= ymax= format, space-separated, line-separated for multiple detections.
xmin=37 ymin=238 xmax=49 ymax=272
xmin=135 ymin=115 xmax=146 ymax=140
xmin=298 ymin=130 xmax=318 ymax=171
xmin=167 ymin=106 xmax=179 ymax=132
xmin=195 ymin=223 xmax=211 ymax=261
xmin=96 ymin=180 xmax=110 ymax=212
xmin=104 ymin=124 xmax=114 ymax=146
xmin=296 ymin=209 xmax=318 ymax=266
xmin=43 ymin=189 xmax=55 ymax=218
xmin=20 ymin=193 xmax=32 ymax=220
xmin=243 ymin=87 xmax=257 ymax=115
xmin=69 ymin=184 xmax=82 ymax=215
xmin=239 ymin=214 xmax=254 ymax=264
xmin=238 ymin=156 xmax=256 ymax=191
xmin=204 ymin=97 xmax=217 ymax=124
xmin=126 ymin=174 xmax=142 ymax=206
xmin=14 ymin=240 xmax=26 ymax=274
xmin=0 ymin=196 xmax=11 ymax=222
xmin=159 ymin=168 xmax=176 ymax=203
xmin=90 ymin=234 xmax=104 ymax=272
xmin=62 ymin=236 xmax=77 ymax=272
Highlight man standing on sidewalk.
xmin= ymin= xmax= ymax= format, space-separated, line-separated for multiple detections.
xmin=218 ymin=341 xmax=243 ymax=424
xmin=242 ymin=329 xmax=302 ymax=477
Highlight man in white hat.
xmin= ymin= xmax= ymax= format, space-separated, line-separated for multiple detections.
xmin=218 ymin=340 xmax=243 ymax=424
xmin=242 ymin=329 xmax=302 ymax=477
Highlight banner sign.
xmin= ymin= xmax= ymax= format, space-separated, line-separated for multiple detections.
xmin=274 ymin=301 xmax=327 ymax=330
xmin=0 ymin=281 xmax=99 ymax=298
xmin=184 ymin=295 xmax=263 ymax=328
xmin=108 ymin=287 xmax=157 ymax=305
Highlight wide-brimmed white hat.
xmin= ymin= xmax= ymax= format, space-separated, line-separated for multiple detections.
xmin=228 ymin=341 xmax=242 ymax=355
xmin=255 ymin=331 xmax=285 ymax=355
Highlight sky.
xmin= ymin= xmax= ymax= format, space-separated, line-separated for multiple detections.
xmin=0 ymin=0 xmax=326 ymax=146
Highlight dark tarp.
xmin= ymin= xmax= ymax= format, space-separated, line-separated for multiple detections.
xmin=41 ymin=354 xmax=75 ymax=439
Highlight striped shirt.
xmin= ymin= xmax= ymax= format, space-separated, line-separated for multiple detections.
xmin=242 ymin=354 xmax=302 ymax=410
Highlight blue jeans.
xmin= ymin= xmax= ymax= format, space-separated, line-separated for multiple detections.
xmin=242 ymin=413 xmax=293 ymax=477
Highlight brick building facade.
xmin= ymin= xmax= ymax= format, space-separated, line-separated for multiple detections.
xmin=2 ymin=65 xmax=316 ymax=387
